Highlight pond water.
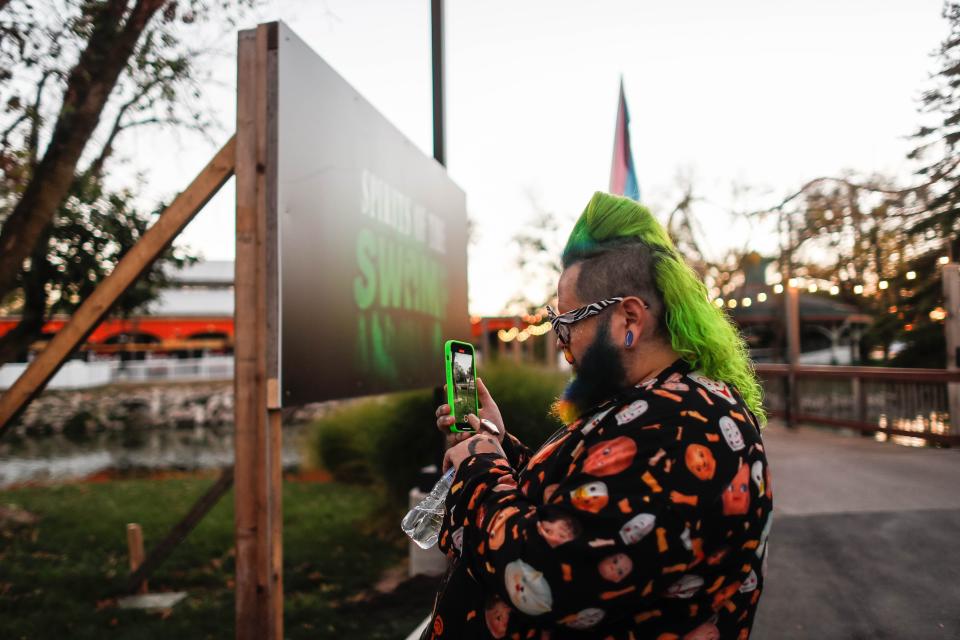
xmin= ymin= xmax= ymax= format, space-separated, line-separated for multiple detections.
xmin=0 ymin=423 xmax=310 ymax=488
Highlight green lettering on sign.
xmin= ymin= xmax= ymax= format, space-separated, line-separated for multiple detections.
xmin=353 ymin=228 xmax=376 ymax=310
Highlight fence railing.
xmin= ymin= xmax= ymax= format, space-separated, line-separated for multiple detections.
xmin=755 ymin=364 xmax=960 ymax=446
xmin=0 ymin=356 xmax=234 ymax=390
xmin=109 ymin=355 xmax=234 ymax=384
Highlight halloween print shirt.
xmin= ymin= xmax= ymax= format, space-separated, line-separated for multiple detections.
xmin=424 ymin=358 xmax=772 ymax=640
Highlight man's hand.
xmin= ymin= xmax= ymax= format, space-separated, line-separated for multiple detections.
xmin=442 ymin=432 xmax=508 ymax=474
xmin=435 ymin=377 xmax=506 ymax=449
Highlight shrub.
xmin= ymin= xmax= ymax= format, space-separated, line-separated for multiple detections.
xmin=308 ymin=363 xmax=571 ymax=505
xmin=477 ymin=361 xmax=567 ymax=446
xmin=62 ymin=410 xmax=99 ymax=442
xmin=369 ymin=390 xmax=445 ymax=503
xmin=308 ymin=398 xmax=387 ymax=485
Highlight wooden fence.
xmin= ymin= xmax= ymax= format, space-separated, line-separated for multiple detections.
xmin=755 ymin=364 xmax=960 ymax=446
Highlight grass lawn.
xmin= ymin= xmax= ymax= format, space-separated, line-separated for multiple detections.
xmin=0 ymin=476 xmax=436 ymax=639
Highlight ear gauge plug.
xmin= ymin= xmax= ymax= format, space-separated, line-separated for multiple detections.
xmin=625 ymin=330 xmax=634 ymax=347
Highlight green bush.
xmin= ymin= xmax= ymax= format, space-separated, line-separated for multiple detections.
xmin=309 ymin=389 xmax=444 ymax=503
xmin=308 ymin=363 xmax=571 ymax=505
xmin=307 ymin=397 xmax=389 ymax=485
xmin=370 ymin=390 xmax=446 ymax=502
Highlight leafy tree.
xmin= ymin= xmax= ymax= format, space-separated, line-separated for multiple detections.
xmin=899 ymin=0 xmax=960 ymax=365
xmin=758 ymin=0 xmax=960 ymax=366
xmin=910 ymin=1 xmax=960 ymax=250
xmin=0 ymin=0 xmax=255 ymax=364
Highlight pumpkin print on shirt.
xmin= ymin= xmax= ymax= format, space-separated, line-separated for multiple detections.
xmin=583 ymin=436 xmax=638 ymax=476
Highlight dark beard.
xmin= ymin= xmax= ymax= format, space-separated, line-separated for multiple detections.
xmin=558 ymin=318 xmax=627 ymax=420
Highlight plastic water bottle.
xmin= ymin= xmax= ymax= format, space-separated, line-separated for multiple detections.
xmin=401 ymin=466 xmax=457 ymax=549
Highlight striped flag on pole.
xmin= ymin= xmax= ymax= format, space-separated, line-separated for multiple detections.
xmin=609 ymin=78 xmax=640 ymax=201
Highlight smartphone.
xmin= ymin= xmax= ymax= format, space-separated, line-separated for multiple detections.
xmin=444 ymin=339 xmax=479 ymax=433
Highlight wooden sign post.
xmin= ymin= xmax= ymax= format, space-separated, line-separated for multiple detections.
xmin=234 ymin=23 xmax=282 ymax=640
xmin=0 ymin=19 xmax=464 ymax=639
xmin=784 ymin=283 xmax=801 ymax=428
xmin=126 ymin=523 xmax=148 ymax=594
xmin=231 ymin=18 xmax=469 ymax=637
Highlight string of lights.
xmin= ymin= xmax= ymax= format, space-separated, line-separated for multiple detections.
xmin=705 ymin=255 xmax=952 ymax=327
xmin=494 ymin=256 xmax=953 ymax=342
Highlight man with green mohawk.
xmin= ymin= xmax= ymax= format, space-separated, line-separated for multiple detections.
xmin=430 ymin=192 xmax=772 ymax=640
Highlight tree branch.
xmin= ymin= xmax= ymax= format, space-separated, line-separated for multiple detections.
xmin=0 ymin=111 xmax=29 ymax=149
xmin=752 ymin=170 xmax=956 ymax=218
xmin=26 ymin=70 xmax=56 ymax=168
xmin=81 ymin=74 xmax=166 ymax=180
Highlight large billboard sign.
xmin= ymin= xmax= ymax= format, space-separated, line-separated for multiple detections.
xmin=274 ymin=23 xmax=470 ymax=406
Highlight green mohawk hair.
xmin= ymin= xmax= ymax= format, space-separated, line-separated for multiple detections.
xmin=562 ymin=192 xmax=765 ymax=424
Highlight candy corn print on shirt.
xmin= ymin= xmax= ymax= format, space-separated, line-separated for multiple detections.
xmin=425 ymin=359 xmax=772 ymax=640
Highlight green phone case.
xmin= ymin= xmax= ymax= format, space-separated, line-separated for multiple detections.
xmin=445 ymin=339 xmax=479 ymax=433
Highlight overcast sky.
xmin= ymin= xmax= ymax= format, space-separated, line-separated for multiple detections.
xmin=114 ymin=0 xmax=949 ymax=315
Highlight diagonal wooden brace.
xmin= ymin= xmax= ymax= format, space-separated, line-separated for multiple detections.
xmin=0 ymin=135 xmax=236 ymax=436
xmin=124 ymin=467 xmax=235 ymax=594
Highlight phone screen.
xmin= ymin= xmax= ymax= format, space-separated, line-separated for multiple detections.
xmin=451 ymin=348 xmax=477 ymax=426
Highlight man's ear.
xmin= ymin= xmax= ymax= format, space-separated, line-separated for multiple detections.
xmin=620 ymin=296 xmax=648 ymax=344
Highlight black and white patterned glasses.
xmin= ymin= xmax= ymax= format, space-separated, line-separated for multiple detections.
xmin=545 ymin=297 xmax=626 ymax=347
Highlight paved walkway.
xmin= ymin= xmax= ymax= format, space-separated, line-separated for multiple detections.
xmin=753 ymin=422 xmax=960 ymax=639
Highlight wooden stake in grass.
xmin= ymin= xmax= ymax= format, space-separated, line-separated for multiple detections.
xmin=126 ymin=523 xmax=147 ymax=594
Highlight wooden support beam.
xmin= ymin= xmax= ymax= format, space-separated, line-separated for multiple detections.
xmin=234 ymin=27 xmax=260 ymax=638
xmin=944 ymin=264 xmax=960 ymax=436
xmin=784 ymin=284 xmax=801 ymax=429
xmin=0 ymin=136 xmax=236 ymax=435
xmin=268 ymin=407 xmax=283 ymax=628
xmin=234 ymin=22 xmax=282 ymax=640
xmin=125 ymin=468 xmax=235 ymax=594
